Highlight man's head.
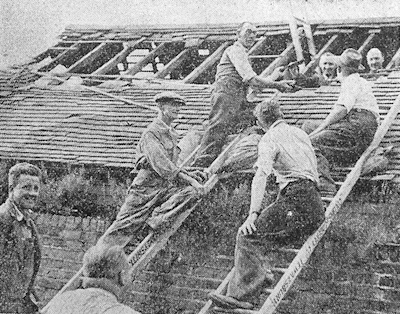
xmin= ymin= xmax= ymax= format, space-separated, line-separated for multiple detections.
xmin=319 ymin=52 xmax=337 ymax=79
xmin=8 ymin=163 xmax=42 ymax=211
xmin=83 ymin=244 xmax=130 ymax=286
xmin=253 ymin=99 xmax=283 ymax=130
xmin=237 ymin=22 xmax=257 ymax=49
xmin=367 ymin=48 xmax=384 ymax=73
xmin=333 ymin=48 xmax=363 ymax=76
xmin=154 ymin=91 xmax=185 ymax=122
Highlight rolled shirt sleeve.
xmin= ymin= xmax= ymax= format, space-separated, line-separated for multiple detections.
xmin=226 ymin=44 xmax=257 ymax=83
xmin=140 ymin=132 xmax=180 ymax=181
xmin=254 ymin=133 xmax=278 ymax=176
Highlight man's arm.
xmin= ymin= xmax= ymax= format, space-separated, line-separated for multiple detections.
xmin=309 ymin=104 xmax=348 ymax=138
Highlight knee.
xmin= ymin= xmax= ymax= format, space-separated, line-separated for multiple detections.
xmin=302 ymin=120 xmax=319 ymax=134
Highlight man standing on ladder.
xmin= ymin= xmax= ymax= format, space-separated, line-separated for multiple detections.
xmin=99 ymin=92 xmax=204 ymax=247
xmin=210 ymin=100 xmax=325 ymax=310
xmin=194 ymin=22 xmax=294 ymax=167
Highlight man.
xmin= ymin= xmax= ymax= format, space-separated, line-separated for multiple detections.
xmin=0 ymin=162 xmax=43 ymax=313
xmin=366 ymin=48 xmax=384 ymax=73
xmin=306 ymin=48 xmax=380 ymax=193
xmin=99 ymin=91 xmax=204 ymax=247
xmin=194 ymin=22 xmax=293 ymax=167
xmin=209 ymin=100 xmax=325 ymax=310
xmin=316 ymin=52 xmax=338 ymax=84
xmin=44 ymin=245 xmax=141 ymax=314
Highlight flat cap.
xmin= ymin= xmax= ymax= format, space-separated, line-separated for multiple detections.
xmin=333 ymin=48 xmax=364 ymax=70
xmin=154 ymin=91 xmax=186 ymax=105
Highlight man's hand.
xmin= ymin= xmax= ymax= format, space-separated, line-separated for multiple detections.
xmin=276 ymin=80 xmax=295 ymax=92
xmin=270 ymin=66 xmax=286 ymax=81
xmin=186 ymin=170 xmax=208 ymax=183
xmin=239 ymin=213 xmax=258 ymax=236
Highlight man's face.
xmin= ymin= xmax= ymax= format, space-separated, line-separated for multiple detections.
xmin=367 ymin=51 xmax=384 ymax=72
xmin=238 ymin=26 xmax=257 ymax=49
xmin=161 ymin=101 xmax=181 ymax=121
xmin=10 ymin=174 xmax=41 ymax=210
xmin=320 ymin=57 xmax=337 ymax=78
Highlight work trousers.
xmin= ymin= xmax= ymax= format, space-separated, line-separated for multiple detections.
xmin=99 ymin=183 xmax=195 ymax=247
xmin=227 ymin=179 xmax=324 ymax=302
xmin=304 ymin=109 xmax=378 ymax=185
xmin=196 ymin=77 xmax=255 ymax=165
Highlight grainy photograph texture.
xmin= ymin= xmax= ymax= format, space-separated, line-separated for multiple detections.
xmin=1 ymin=0 xmax=400 ymax=313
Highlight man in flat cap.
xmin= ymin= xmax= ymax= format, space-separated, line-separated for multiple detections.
xmin=304 ymin=48 xmax=380 ymax=193
xmin=194 ymin=22 xmax=294 ymax=167
xmin=366 ymin=48 xmax=385 ymax=73
xmin=0 ymin=162 xmax=43 ymax=313
xmin=44 ymin=245 xmax=141 ymax=314
xmin=99 ymin=91 xmax=204 ymax=247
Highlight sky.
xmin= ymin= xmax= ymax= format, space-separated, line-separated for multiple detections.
xmin=1 ymin=0 xmax=399 ymax=69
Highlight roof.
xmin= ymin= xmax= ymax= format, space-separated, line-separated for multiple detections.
xmin=0 ymin=19 xmax=400 ymax=180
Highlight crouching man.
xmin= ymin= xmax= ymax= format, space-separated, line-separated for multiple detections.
xmin=210 ymin=100 xmax=325 ymax=310
xmin=0 ymin=162 xmax=43 ymax=313
xmin=44 ymin=245 xmax=141 ymax=314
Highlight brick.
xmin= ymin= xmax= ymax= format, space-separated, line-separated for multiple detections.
xmin=36 ymin=276 xmax=65 ymax=290
xmin=60 ymin=229 xmax=81 ymax=240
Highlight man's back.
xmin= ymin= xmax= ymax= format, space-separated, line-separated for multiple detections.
xmin=45 ymin=286 xmax=141 ymax=314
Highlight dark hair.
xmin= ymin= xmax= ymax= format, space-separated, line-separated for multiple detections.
xmin=8 ymin=162 xmax=42 ymax=190
xmin=83 ymin=245 xmax=129 ymax=280
xmin=253 ymin=99 xmax=283 ymax=124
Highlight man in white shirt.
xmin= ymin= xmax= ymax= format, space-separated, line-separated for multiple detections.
xmin=209 ymin=100 xmax=324 ymax=310
xmin=194 ymin=22 xmax=293 ymax=167
xmin=307 ymin=48 xmax=379 ymax=193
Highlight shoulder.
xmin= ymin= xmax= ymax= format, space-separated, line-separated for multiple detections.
xmin=105 ymin=304 xmax=142 ymax=314
xmin=0 ymin=201 xmax=13 ymax=225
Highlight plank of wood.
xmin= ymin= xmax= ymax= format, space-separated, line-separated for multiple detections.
xmin=183 ymin=42 xmax=230 ymax=83
xmin=67 ymin=43 xmax=110 ymax=73
xmin=39 ymin=43 xmax=81 ymax=71
xmin=260 ymin=43 xmax=295 ymax=77
xmin=386 ymin=46 xmax=400 ymax=70
xmin=125 ymin=42 xmax=168 ymax=76
xmin=154 ymin=48 xmax=193 ymax=78
xmin=92 ymin=37 xmax=146 ymax=75
xmin=357 ymin=32 xmax=377 ymax=55
xmin=289 ymin=18 xmax=304 ymax=68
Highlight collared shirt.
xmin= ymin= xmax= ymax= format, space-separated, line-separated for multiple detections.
xmin=43 ymin=277 xmax=141 ymax=314
xmin=133 ymin=117 xmax=181 ymax=185
xmin=336 ymin=73 xmax=380 ymax=118
xmin=215 ymin=41 xmax=257 ymax=83
xmin=255 ymin=120 xmax=319 ymax=190
xmin=0 ymin=198 xmax=41 ymax=310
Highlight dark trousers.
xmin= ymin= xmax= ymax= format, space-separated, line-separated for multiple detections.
xmin=227 ymin=179 xmax=324 ymax=302
xmin=304 ymin=109 xmax=378 ymax=186
xmin=196 ymin=77 xmax=255 ymax=164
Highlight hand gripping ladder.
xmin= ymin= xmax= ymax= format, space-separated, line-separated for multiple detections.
xmin=198 ymin=92 xmax=400 ymax=314
xmin=42 ymin=133 xmax=243 ymax=312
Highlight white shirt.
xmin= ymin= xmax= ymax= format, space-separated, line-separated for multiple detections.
xmin=255 ymin=120 xmax=319 ymax=190
xmin=336 ymin=73 xmax=379 ymax=118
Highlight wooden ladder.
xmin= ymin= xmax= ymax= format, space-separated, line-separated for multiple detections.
xmin=197 ymin=92 xmax=400 ymax=314
xmin=41 ymin=132 xmax=243 ymax=312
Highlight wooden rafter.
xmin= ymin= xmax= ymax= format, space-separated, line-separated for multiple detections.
xmin=289 ymin=18 xmax=304 ymax=68
xmin=67 ymin=42 xmax=109 ymax=73
xmin=386 ymin=46 xmax=400 ymax=69
xmin=182 ymin=42 xmax=230 ymax=83
xmin=260 ymin=43 xmax=295 ymax=77
xmin=357 ymin=30 xmax=380 ymax=54
xmin=302 ymin=34 xmax=340 ymax=75
xmin=125 ymin=42 xmax=168 ymax=76
xmin=154 ymin=48 xmax=193 ymax=78
xmin=248 ymin=36 xmax=269 ymax=55
xmin=92 ymin=37 xmax=146 ymax=75
xmin=39 ymin=43 xmax=81 ymax=71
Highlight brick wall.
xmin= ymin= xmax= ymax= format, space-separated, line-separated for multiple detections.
xmin=33 ymin=199 xmax=400 ymax=314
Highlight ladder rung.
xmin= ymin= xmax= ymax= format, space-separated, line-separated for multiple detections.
xmin=271 ymin=267 xmax=287 ymax=274
xmin=213 ymin=307 xmax=257 ymax=314
xmin=277 ymin=247 xmax=300 ymax=254
xmin=249 ymin=55 xmax=281 ymax=59
xmin=335 ymin=181 xmax=344 ymax=186
xmin=321 ymin=196 xmax=333 ymax=202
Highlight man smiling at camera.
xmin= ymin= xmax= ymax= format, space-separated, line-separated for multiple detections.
xmin=0 ymin=162 xmax=43 ymax=313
